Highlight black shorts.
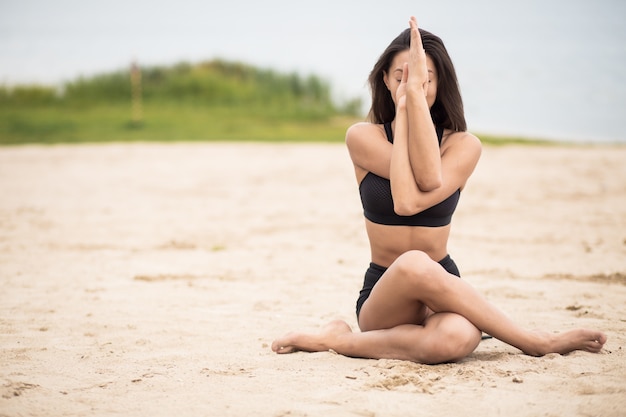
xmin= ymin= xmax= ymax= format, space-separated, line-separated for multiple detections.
xmin=355 ymin=254 xmax=460 ymax=319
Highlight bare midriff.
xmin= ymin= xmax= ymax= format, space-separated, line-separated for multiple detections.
xmin=365 ymin=219 xmax=451 ymax=267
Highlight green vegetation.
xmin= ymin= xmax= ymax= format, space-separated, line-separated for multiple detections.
xmin=0 ymin=59 xmax=362 ymax=145
xmin=0 ymin=59 xmax=557 ymax=145
xmin=476 ymin=134 xmax=554 ymax=146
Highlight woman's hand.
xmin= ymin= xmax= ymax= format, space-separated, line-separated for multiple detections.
xmin=395 ymin=62 xmax=409 ymax=110
xmin=407 ymin=16 xmax=429 ymax=96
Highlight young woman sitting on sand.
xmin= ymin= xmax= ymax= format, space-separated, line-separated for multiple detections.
xmin=272 ymin=17 xmax=606 ymax=364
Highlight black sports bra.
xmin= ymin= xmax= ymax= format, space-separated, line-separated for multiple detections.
xmin=358 ymin=123 xmax=460 ymax=227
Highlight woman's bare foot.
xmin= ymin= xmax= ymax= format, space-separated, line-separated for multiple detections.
xmin=525 ymin=329 xmax=607 ymax=356
xmin=272 ymin=320 xmax=353 ymax=354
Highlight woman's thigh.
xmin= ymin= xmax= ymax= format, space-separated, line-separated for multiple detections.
xmin=358 ymin=250 xmax=468 ymax=331
xmin=358 ymin=252 xmax=439 ymax=331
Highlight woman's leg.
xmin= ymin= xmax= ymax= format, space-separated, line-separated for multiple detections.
xmin=272 ymin=250 xmax=607 ymax=361
xmin=386 ymin=251 xmax=606 ymax=355
xmin=272 ymin=313 xmax=481 ymax=364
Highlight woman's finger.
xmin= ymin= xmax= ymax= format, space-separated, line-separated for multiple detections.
xmin=409 ymin=16 xmax=423 ymax=49
xmin=401 ymin=62 xmax=409 ymax=84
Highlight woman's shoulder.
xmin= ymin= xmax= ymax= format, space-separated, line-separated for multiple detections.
xmin=442 ymin=129 xmax=482 ymax=150
xmin=346 ymin=121 xmax=383 ymax=135
xmin=345 ymin=122 xmax=386 ymax=145
xmin=441 ymin=129 xmax=482 ymax=162
xmin=345 ymin=122 xmax=391 ymax=175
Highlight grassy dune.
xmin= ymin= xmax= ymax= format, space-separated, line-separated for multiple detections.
xmin=0 ymin=59 xmax=554 ymax=146
xmin=0 ymin=60 xmax=361 ymax=145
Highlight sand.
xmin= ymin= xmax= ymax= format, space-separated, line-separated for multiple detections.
xmin=0 ymin=141 xmax=625 ymax=417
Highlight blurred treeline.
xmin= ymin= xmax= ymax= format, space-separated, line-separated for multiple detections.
xmin=0 ymin=59 xmax=363 ymax=144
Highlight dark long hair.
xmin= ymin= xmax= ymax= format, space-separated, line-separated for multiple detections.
xmin=367 ymin=27 xmax=466 ymax=132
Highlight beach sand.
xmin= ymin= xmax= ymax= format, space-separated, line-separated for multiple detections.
xmin=1 ymin=142 xmax=625 ymax=416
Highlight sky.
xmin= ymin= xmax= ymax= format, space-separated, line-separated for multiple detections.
xmin=2 ymin=0 xmax=625 ymax=141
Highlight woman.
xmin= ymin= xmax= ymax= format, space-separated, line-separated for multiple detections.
xmin=271 ymin=17 xmax=606 ymax=364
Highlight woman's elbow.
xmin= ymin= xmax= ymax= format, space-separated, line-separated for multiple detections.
xmin=416 ymin=175 xmax=442 ymax=192
xmin=393 ymin=200 xmax=421 ymax=216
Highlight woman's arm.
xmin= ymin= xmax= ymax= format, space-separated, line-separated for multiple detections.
xmin=391 ymin=17 xmax=483 ymax=216
xmin=346 ymin=120 xmax=481 ymax=216
xmin=405 ymin=16 xmax=442 ymax=192
xmin=396 ymin=132 xmax=481 ymax=216
xmin=390 ymin=58 xmax=481 ymax=215
xmin=389 ymin=64 xmax=425 ymax=215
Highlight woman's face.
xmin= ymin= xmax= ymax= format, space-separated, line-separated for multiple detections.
xmin=383 ymin=49 xmax=438 ymax=109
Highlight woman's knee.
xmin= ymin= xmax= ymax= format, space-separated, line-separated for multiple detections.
xmin=421 ymin=314 xmax=482 ymax=364
xmin=393 ymin=250 xmax=444 ymax=289
xmin=443 ymin=329 xmax=481 ymax=363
